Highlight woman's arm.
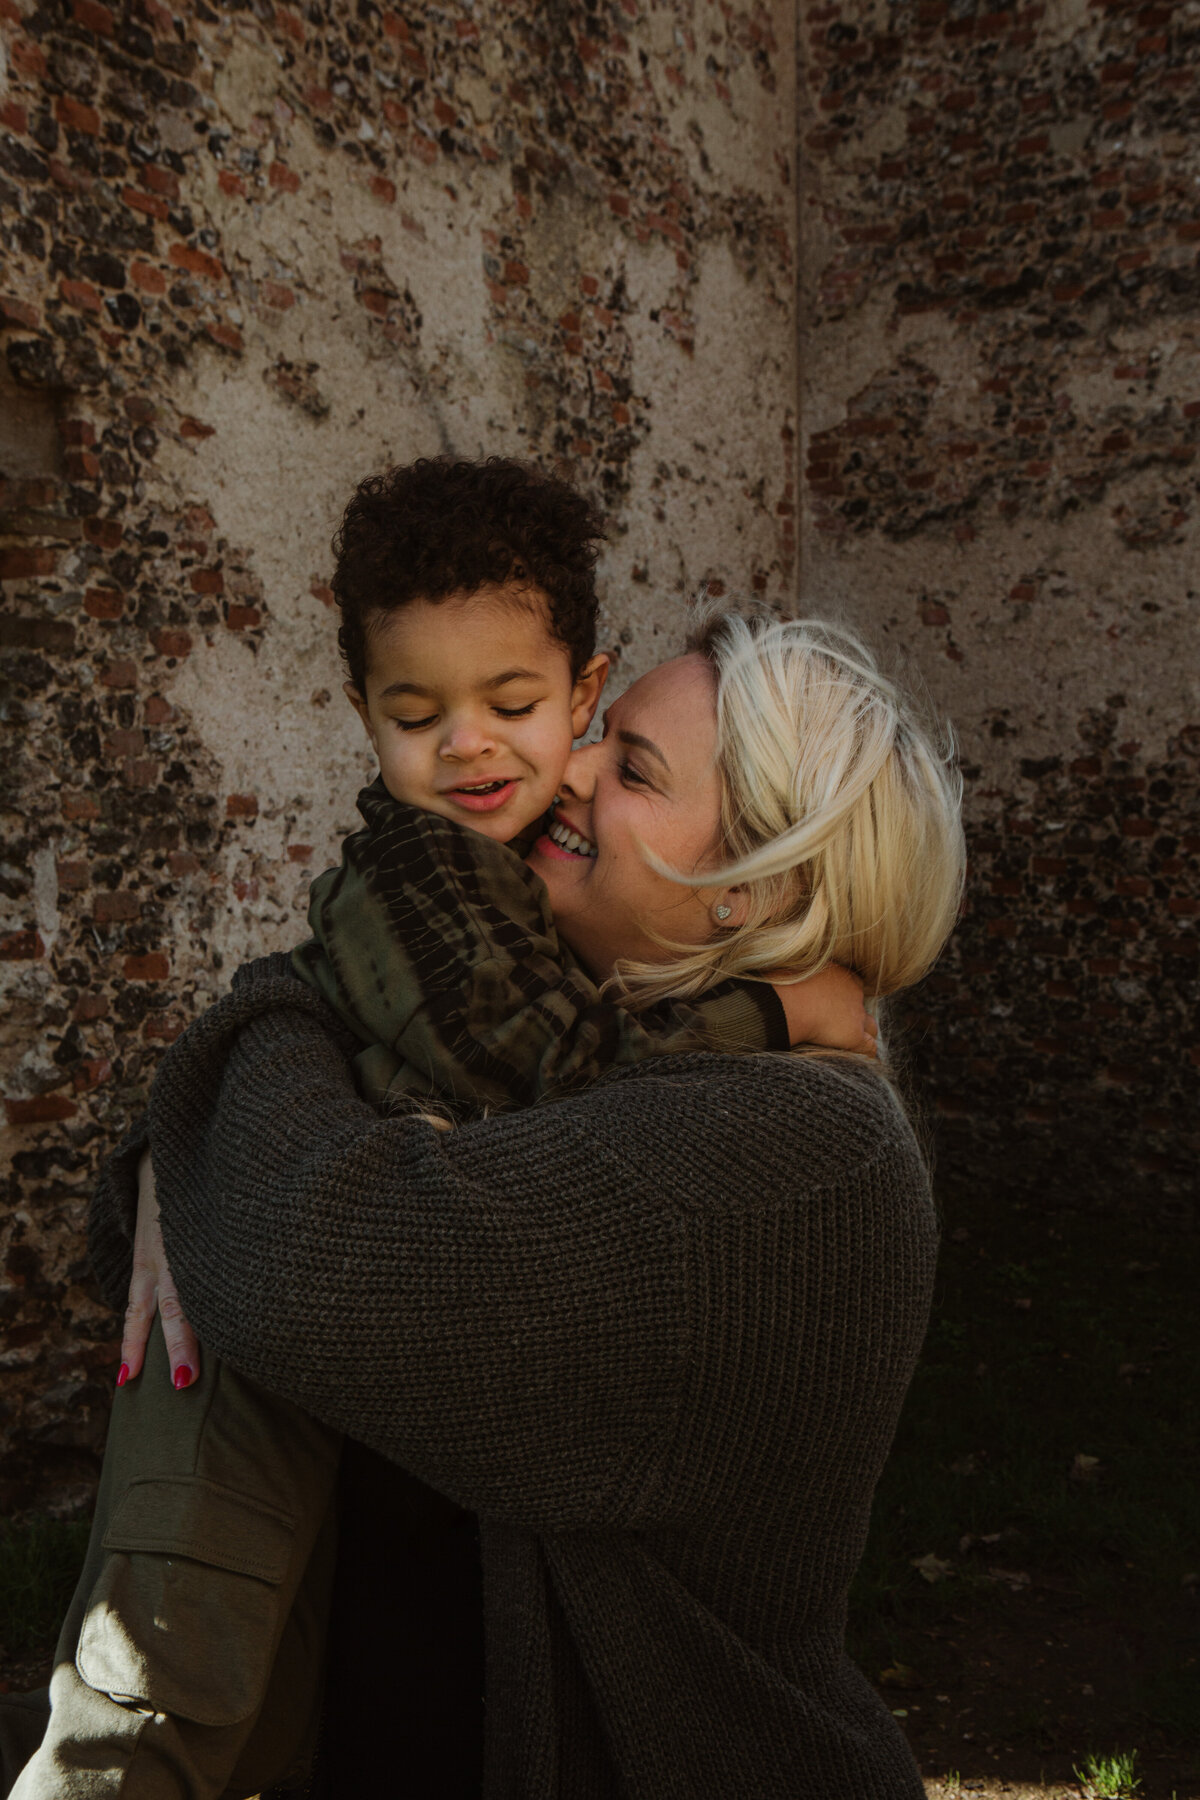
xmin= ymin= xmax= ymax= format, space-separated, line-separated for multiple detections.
xmin=93 ymin=960 xmax=927 ymax=1536
xmin=92 ymin=959 xmax=695 ymax=1529
xmin=293 ymin=785 xmax=870 ymax=1115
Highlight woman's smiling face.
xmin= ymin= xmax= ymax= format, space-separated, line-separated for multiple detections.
xmin=527 ymin=653 xmax=727 ymax=981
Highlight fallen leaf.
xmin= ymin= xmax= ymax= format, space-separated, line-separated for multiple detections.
xmin=911 ymin=1552 xmax=956 ymax=1583
xmin=880 ymin=1662 xmax=923 ymax=1689
xmin=1071 ymin=1452 xmax=1101 ymax=1481
xmin=988 ymin=1566 xmax=1032 ymax=1590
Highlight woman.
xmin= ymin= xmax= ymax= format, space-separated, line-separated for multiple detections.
xmin=8 ymin=609 xmax=964 ymax=1799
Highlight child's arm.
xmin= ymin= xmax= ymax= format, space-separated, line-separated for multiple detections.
xmin=292 ymin=783 xmax=871 ymax=1112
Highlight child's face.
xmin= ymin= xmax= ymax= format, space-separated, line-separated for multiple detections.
xmin=346 ymin=584 xmax=608 ymax=842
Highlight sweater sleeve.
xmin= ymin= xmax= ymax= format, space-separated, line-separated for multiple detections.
xmin=291 ymin=784 xmax=787 ymax=1111
xmin=98 ymin=960 xmax=701 ymax=1529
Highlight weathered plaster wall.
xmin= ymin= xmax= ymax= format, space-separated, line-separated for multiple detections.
xmin=798 ymin=0 xmax=1199 ymax=1209
xmin=0 ymin=0 xmax=796 ymax=1512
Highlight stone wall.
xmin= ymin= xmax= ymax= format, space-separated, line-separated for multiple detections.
xmin=797 ymin=0 xmax=1199 ymax=1211
xmin=0 ymin=0 xmax=796 ymax=1512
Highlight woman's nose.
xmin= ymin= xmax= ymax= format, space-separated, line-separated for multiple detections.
xmin=559 ymin=742 xmax=599 ymax=803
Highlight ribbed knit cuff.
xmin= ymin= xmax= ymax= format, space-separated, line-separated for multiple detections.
xmin=708 ymin=979 xmax=791 ymax=1053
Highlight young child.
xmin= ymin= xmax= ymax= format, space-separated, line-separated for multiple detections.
xmin=1 ymin=458 xmax=871 ymax=1800
xmin=290 ymin=455 xmax=870 ymax=1114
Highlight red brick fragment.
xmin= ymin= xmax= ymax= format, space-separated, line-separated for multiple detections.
xmin=143 ymin=1014 xmax=185 ymax=1042
xmin=226 ymin=793 xmax=259 ymax=819
xmin=206 ymin=321 xmax=244 ymax=353
xmin=168 ymin=850 xmax=201 ymax=877
xmin=84 ymin=518 xmax=123 ymax=549
xmin=123 ymin=186 xmax=170 ymax=220
xmin=370 ymin=176 xmax=396 ymax=204
xmin=125 ymin=952 xmax=169 ymax=981
xmin=56 ymin=95 xmax=101 ymax=134
xmin=170 ymin=243 xmax=225 ymax=284
xmin=269 ymin=162 xmax=301 ymax=193
xmin=93 ymin=891 xmax=140 ymax=922
xmin=218 ymin=170 xmax=246 ymax=197
xmin=141 ymin=164 xmax=180 ymax=199
xmin=59 ymin=278 xmax=102 ymax=314
xmin=72 ymin=0 xmax=115 ymax=31
xmin=225 ymin=605 xmax=261 ymax=631
xmin=0 ymin=295 xmax=39 ymax=329
xmin=100 ymin=659 xmax=138 ymax=689
xmin=56 ymin=860 xmax=88 ymax=892
xmin=84 ymin=587 xmax=124 ymax=620
xmin=10 ymin=38 xmax=47 ymax=78
xmin=62 ymin=793 xmax=100 ymax=822
xmin=150 ymin=628 xmax=192 ymax=657
xmin=287 ymin=844 xmax=313 ymax=862
xmin=73 ymin=1056 xmax=112 ymax=1092
xmin=180 ymin=417 xmax=215 ymax=439
xmin=5 ymin=1093 xmax=77 ymax=1124
xmin=74 ymin=993 xmax=109 ymax=1022
xmin=190 ymin=567 xmax=224 ymax=595
xmin=1 ymin=930 xmax=44 ymax=960
xmin=130 ymin=261 xmax=166 ymax=294
xmin=0 ymin=547 xmax=56 ymax=580
xmin=65 ymin=449 xmax=101 ymax=480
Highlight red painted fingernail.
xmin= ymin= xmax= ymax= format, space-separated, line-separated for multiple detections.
xmin=173 ymin=1364 xmax=193 ymax=1390
xmin=116 ymin=1363 xmax=129 ymax=1388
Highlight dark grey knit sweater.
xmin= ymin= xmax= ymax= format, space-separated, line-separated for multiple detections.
xmin=90 ymin=956 xmax=935 ymax=1800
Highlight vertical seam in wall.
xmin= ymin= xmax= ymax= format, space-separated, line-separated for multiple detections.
xmin=793 ymin=0 xmax=804 ymax=602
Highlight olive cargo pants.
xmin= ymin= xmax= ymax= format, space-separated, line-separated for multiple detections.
xmin=0 ymin=1331 xmax=341 ymax=1799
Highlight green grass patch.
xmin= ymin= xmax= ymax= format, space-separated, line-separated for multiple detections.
xmin=1075 ymin=1747 xmax=1143 ymax=1797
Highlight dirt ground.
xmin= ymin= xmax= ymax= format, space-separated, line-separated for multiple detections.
xmin=878 ymin=1585 xmax=1199 ymax=1799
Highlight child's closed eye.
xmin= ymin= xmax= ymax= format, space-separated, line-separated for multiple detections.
xmin=396 ymin=714 xmax=438 ymax=731
xmin=494 ymin=702 xmax=538 ymax=718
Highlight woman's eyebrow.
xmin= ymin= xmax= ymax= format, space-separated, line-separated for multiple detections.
xmin=617 ymin=728 xmax=670 ymax=772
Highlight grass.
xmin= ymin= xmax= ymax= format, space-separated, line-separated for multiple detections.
xmin=0 ymin=1515 xmax=91 ymax=1662
xmin=1075 ymin=1749 xmax=1143 ymax=1797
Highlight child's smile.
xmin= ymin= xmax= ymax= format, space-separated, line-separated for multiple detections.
xmin=346 ymin=583 xmax=608 ymax=842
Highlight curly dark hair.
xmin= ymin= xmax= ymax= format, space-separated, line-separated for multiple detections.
xmin=332 ymin=457 xmax=605 ymax=692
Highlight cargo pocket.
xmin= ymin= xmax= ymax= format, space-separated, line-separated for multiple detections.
xmin=76 ymin=1476 xmax=298 ymax=1729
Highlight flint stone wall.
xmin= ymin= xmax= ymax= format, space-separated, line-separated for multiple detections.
xmin=798 ymin=0 xmax=1199 ymax=1214
xmin=0 ymin=0 xmax=796 ymax=1513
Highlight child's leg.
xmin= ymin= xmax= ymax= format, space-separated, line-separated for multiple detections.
xmin=6 ymin=1329 xmax=341 ymax=1800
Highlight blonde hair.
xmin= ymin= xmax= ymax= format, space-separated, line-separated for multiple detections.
xmin=614 ymin=604 xmax=966 ymax=1008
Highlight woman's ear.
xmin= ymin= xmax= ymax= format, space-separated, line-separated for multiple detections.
xmin=570 ymin=654 xmax=610 ymax=738
xmin=344 ymin=681 xmax=379 ymax=754
xmin=711 ymin=885 xmax=750 ymax=928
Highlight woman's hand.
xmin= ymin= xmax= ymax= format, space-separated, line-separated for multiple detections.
xmin=773 ymin=963 xmax=879 ymax=1057
xmin=118 ymin=1150 xmax=201 ymax=1390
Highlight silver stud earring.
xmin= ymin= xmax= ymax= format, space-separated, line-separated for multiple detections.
xmin=714 ymin=903 xmax=732 ymax=922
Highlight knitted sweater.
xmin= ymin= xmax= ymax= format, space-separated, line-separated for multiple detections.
xmin=90 ymin=958 xmax=935 ymax=1800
